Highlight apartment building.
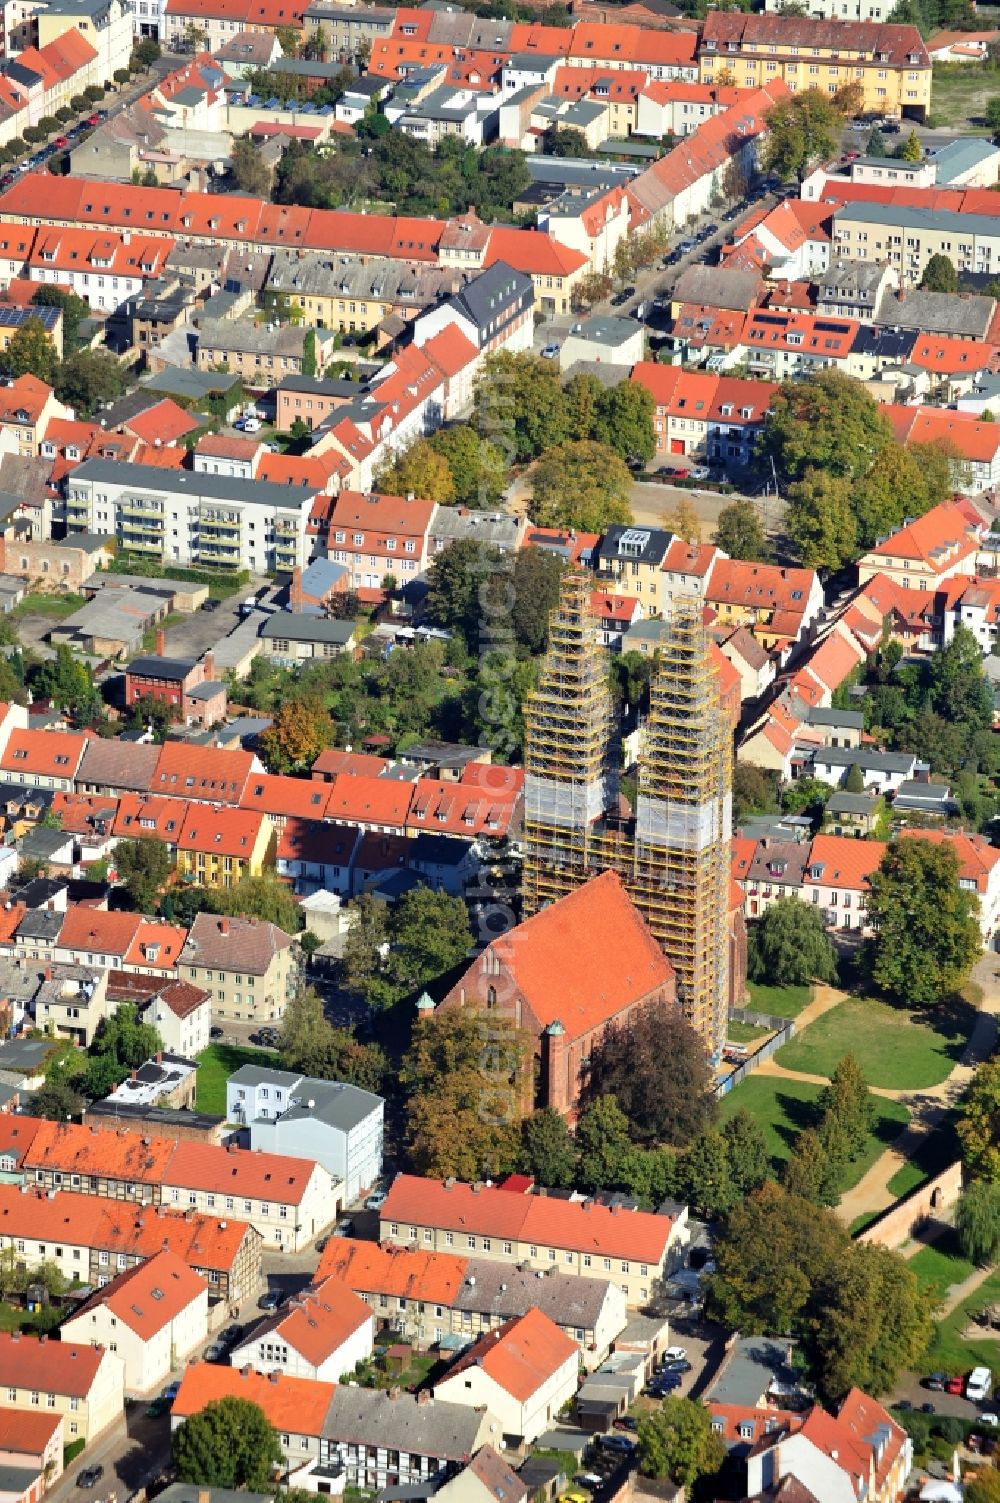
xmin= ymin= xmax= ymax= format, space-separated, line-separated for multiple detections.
xmin=832 ymin=201 xmax=1000 ymax=280
xmin=327 ymin=491 xmax=437 ymax=593
xmin=178 ymin=912 xmax=301 ymax=1024
xmin=174 ymin=805 xmax=272 ymax=889
xmin=379 ymin=1175 xmax=686 ymax=1307
xmin=0 ymin=1333 xmax=123 ymax=1445
xmin=698 ymin=14 xmax=931 ymax=120
xmin=64 ymin=460 xmax=317 ymax=574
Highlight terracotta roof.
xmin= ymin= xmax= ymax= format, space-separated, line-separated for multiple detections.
xmin=165 ymin=1141 xmax=318 ymax=1205
xmin=149 ymin=742 xmax=254 ymax=804
xmin=317 ymin=1240 xmax=467 ymax=1304
xmin=311 ymin=749 xmax=390 ymax=780
xmin=57 ymin=907 xmax=143 ymax=959
xmin=0 ymin=1409 xmax=62 ymax=1456
xmin=67 ymin=1248 xmax=206 ymax=1340
xmin=437 ymin=1308 xmax=576 ymax=1404
xmin=863 ymin=495 xmax=982 ymax=569
xmin=836 ymin=1388 xmax=907 ymax=1493
xmin=112 ymin=793 xmax=189 ymax=842
xmin=177 ymin=803 xmax=268 ymax=859
xmin=120 ymin=398 xmax=198 ymax=447
xmin=706 ymin=560 xmax=817 ymax=622
xmin=24 ymin=1119 xmax=175 ymax=1183
xmin=381 ymin=1174 xmax=676 ymax=1263
xmin=326 ymin=774 xmax=414 ymax=828
xmin=0 ymin=1333 xmax=106 ymax=1397
xmin=241 ymin=773 xmax=332 ymax=820
xmin=899 ymin=828 xmax=1000 ymax=893
xmin=701 ymin=11 xmax=928 ymax=66
xmin=172 ymin=1363 xmax=335 ymax=1435
xmin=0 ymin=1117 xmax=41 ymax=1166
xmin=405 ymin=778 xmax=519 ymax=839
xmin=122 ymin=920 xmax=188 ymax=970
xmin=804 ymin=834 xmax=887 ymax=892
xmin=0 ymin=729 xmax=90 ymax=779
xmin=244 ymin=1274 xmax=371 ymax=1366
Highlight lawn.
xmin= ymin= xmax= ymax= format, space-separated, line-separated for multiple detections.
xmin=920 ymin=1266 xmax=1000 ymax=1376
xmin=774 ymin=995 xmax=972 ymax=1090
xmin=726 ymin=1020 xmax=772 ymax=1044
xmin=13 ymin=592 xmax=86 ymax=619
xmin=910 ymin=1231 xmax=977 ymax=1309
xmin=887 ymin=1110 xmax=962 ymax=1200
xmin=717 ymin=1073 xmax=910 ymax=1192
xmin=927 ymin=63 xmax=995 ymax=130
xmin=746 ymin=981 xmax=813 ymax=1019
xmin=195 ymin=1042 xmax=279 ymax=1115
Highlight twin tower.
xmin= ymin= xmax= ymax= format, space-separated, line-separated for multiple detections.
xmin=521 ymin=571 xmax=734 ymax=1058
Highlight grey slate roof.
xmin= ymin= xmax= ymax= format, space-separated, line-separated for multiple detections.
xmin=813 ymin=746 xmax=916 ymax=774
xmin=71 ymin=460 xmax=314 ymax=511
xmin=127 ymin=655 xmax=197 ymax=681
xmin=261 ymin=612 xmax=356 ymax=645
xmin=446 ymin=261 xmax=533 ymax=336
xmin=706 ymin=1336 xmax=799 ymax=1408
xmin=228 ymin=1063 xmax=302 ymax=1091
xmin=672 ymin=265 xmax=762 ymax=312
xmin=874 ymin=286 xmax=995 ymax=340
xmin=826 ymin=791 xmax=878 ymax=816
xmin=806 ymin=707 xmax=864 ymax=729
xmin=453 ymin=1260 xmax=616 ymax=1329
xmin=322 ymin=1387 xmax=489 ymax=1458
xmin=76 ymin=737 xmax=159 ymax=792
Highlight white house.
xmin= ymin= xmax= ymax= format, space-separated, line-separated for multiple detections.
xmin=140 ymin=979 xmax=212 ymax=1058
xmin=230 ymin=1273 xmax=374 ymax=1381
xmin=433 ymin=1309 xmax=579 ymax=1446
xmin=61 ymin=1249 xmax=208 ymax=1395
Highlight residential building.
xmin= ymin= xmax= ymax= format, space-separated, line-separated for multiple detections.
xmin=194 ymin=320 xmax=338 ymax=384
xmin=0 ymin=1333 xmax=124 ymax=1445
xmin=161 ymin=1141 xmax=338 ymax=1252
xmin=226 ymin=1065 xmax=383 ymax=1203
xmin=857 ymin=496 xmax=985 ymax=587
xmin=230 ymin=1273 xmax=374 ymax=1381
xmin=317 ymin=1240 xmax=627 ymax=1368
xmin=178 ymin=913 xmax=301 ymax=1024
xmin=65 ymin=460 xmax=317 ymax=574
xmin=259 ymin=613 xmax=357 ymax=665
xmin=170 ymin=1365 xmax=334 ymax=1470
xmin=137 ymin=978 xmax=212 ymax=1059
xmin=414 ymin=261 xmax=534 ymax=357
xmin=174 ymin=805 xmax=272 ymax=889
xmin=704 ymin=560 xmax=824 ymax=650
xmin=697 ymin=14 xmax=931 ymax=120
xmin=27 ymin=228 xmax=173 ymax=314
xmin=433 ymin=1309 xmax=579 ymax=1445
xmin=0 ymin=1411 xmax=63 ymax=1496
xmin=36 ymin=0 xmax=133 ymax=80
xmin=319 ymin=1386 xmax=498 ymax=1491
xmin=379 ymin=1173 xmax=687 ymax=1307
xmin=61 ymin=1250 xmax=209 ymax=1394
xmin=832 ymin=200 xmax=1000 ymax=280
xmin=326 ymin=491 xmax=437 ymax=594
xmin=0 ymin=729 xmax=89 ymax=790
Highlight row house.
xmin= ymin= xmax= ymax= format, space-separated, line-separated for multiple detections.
xmin=630 ymin=362 xmax=776 ymax=468
xmin=635 ymin=78 xmax=741 ymax=138
xmin=0 ymin=1333 xmax=123 ymax=1446
xmin=832 ymin=200 xmax=1000 ymax=283
xmin=27 ymin=228 xmax=173 ymax=315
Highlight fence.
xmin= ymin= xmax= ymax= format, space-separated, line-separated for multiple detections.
xmin=714 ymin=1011 xmax=796 ymax=1098
xmin=856 ymin=1161 xmax=963 ymax=1248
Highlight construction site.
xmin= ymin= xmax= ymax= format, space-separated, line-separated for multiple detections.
xmin=522 ymin=570 xmax=735 ymax=1057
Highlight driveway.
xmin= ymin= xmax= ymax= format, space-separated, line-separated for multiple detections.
xmin=161 ymin=583 xmax=261 ymax=661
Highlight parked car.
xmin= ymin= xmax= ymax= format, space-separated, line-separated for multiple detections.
xmin=78 ymin=1467 xmax=105 ymax=1489
xmin=882 ymin=119 xmax=900 ymax=133
xmin=981 ymin=1413 xmax=999 ymax=1427
xmin=258 ymin=1288 xmax=283 ymax=1312
xmin=663 ymin=1359 xmax=692 ymax=1373
xmin=670 ymin=467 xmax=690 ymax=481
xmin=209 ymin=1025 xmax=224 ymax=1039
xmin=86 ymin=113 xmax=100 ymax=125
xmin=969 ymin=1367 xmax=993 ymax=1402
xmin=333 ymin=1217 xmax=355 ymax=1238
xmin=925 ymin=1373 xmax=947 ymax=1391
xmin=220 ymin=1325 xmax=242 ymax=1346
xmin=53 ymin=135 xmax=69 ymax=148
xmin=663 ymin=1347 xmax=688 ymax=1363
xmin=203 ymin=1342 xmax=224 ymax=1362
xmin=577 ymin=1475 xmax=604 ymax=1489
xmin=366 ymin=1189 xmax=388 ymax=1211
xmin=610 ymin=286 xmax=635 ymax=307
xmin=237 ymin=416 xmax=262 ymax=433
xmin=920 ymin=1403 xmax=936 ymax=1415
xmin=200 ymin=598 xmax=221 ymax=611
xmin=678 ymin=240 xmax=695 ymax=255
xmin=945 ymin=1375 xmax=965 ymax=1395
xmin=689 ymin=466 xmax=710 ymax=482
xmin=613 ymin=1417 xmax=638 ymax=1431
xmin=599 ymin=1435 xmax=636 ymax=1454
xmin=540 ymin=344 xmax=560 ymax=359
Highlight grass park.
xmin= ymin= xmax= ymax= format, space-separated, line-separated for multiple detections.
xmin=746 ymin=980 xmax=812 ymax=1018
xmin=926 ymin=62 xmax=997 ymax=131
xmin=195 ymin=1042 xmax=279 ymax=1115
xmin=773 ymin=994 xmax=973 ymax=1091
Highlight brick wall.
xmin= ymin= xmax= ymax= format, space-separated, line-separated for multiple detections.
xmin=858 ymin=1160 xmax=963 ymax=1249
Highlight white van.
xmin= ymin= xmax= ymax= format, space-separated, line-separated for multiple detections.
xmin=968 ymin=1367 xmax=992 ymax=1402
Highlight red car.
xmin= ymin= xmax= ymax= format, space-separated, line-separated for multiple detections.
xmin=53 ymin=135 xmax=68 ymax=148
xmin=946 ymin=1375 xmax=965 ymax=1395
xmin=86 ymin=113 xmax=100 ymax=126
xmin=671 ymin=468 xmax=690 ymax=481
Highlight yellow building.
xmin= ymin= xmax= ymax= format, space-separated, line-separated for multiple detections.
xmin=0 ymin=1333 xmax=124 ymax=1445
xmin=698 ymin=13 xmax=931 ymax=121
xmin=175 ymin=805 xmax=272 ymax=889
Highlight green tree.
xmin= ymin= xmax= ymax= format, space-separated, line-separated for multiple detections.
xmin=29 ymin=644 xmax=97 ymax=717
xmin=583 ymin=1001 xmax=716 ymax=1148
xmin=424 ymin=537 xmax=498 ymax=647
xmin=956 ymin=1180 xmax=1000 ymax=1264
xmin=637 ymin=1398 xmax=727 ymax=1487
xmin=575 ymin=1094 xmax=632 ymax=1192
xmin=259 ymin=695 xmax=332 ymax=772
xmin=340 ymin=893 xmax=389 ymax=1004
xmin=31 ymin=1078 xmax=84 ymax=1121
xmin=208 ymin=874 xmax=302 ymax=934
xmin=81 ymin=1051 xmax=123 ymax=1100
xmin=958 ymin=1058 xmax=1000 ymax=1180
xmin=134 ymin=37 xmax=161 ymax=66
xmin=928 ymin=624 xmax=994 ymax=729
xmin=713 ymin=498 xmax=771 ymax=561
xmin=473 ymin=352 xmax=567 ymax=464
xmin=920 ymin=252 xmax=959 ymax=293
xmin=91 ymin=1001 xmax=162 ymax=1072
xmin=679 ymin=1131 xmax=737 ymax=1218
xmin=520 ymin=1107 xmax=577 ymax=1188
xmin=532 ymin=440 xmax=633 ymax=532
xmin=542 ymin=124 xmax=590 ymax=157
xmin=762 ymin=88 xmax=849 ymax=182
xmin=844 ymin=761 xmax=865 ymax=794
xmin=114 ymin=836 xmax=172 ymax=911
xmin=386 ymin=887 xmax=472 ymax=999
xmin=428 ymin=424 xmax=507 ymax=508
xmin=763 ymin=371 xmax=892 ymax=487
xmin=786 ymin=467 xmax=860 ymax=572
xmin=866 ymin=838 xmax=981 ymax=1005
xmin=853 ymin=441 xmax=935 ymax=546
xmin=810 ymin=1242 xmax=931 ymax=1403
xmin=172 ymin=1398 xmax=283 ymax=1490
xmin=279 ymin=986 xmax=387 ymax=1092
xmin=1 ymin=316 xmax=56 ymax=383
xmin=31 ymin=287 xmax=89 ymax=353
xmin=707 ymin=1181 xmax=842 ymax=1333
xmin=747 ymin=898 xmax=838 ymax=987
xmin=733 ymin=763 xmax=779 ymax=824
xmin=900 ymin=127 xmax=923 ymax=161
xmin=564 ymin=372 xmax=603 ymax=440
xmin=55 ymin=349 xmax=128 ymax=416
xmin=403 ymin=1007 xmax=525 ymax=1179
xmin=722 ymin=1108 xmax=771 ymax=1197
xmin=375 ymin=438 xmax=455 ymax=504
xmin=865 ymin=125 xmax=887 ymax=157
xmin=782 ymin=1126 xmax=830 ymax=1203
xmin=510 ymin=546 xmax=564 ymax=657
xmin=818 ymin=1053 xmax=876 ymax=1160
xmin=593 ymin=382 xmax=655 ymax=465
xmin=301 ymin=329 xmax=318 ymax=380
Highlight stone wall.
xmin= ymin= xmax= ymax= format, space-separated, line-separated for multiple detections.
xmin=857 ymin=1160 xmax=963 ymax=1248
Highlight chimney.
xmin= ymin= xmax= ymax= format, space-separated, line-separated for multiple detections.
xmin=417 ymin=1389 xmax=431 ymax=1405
xmin=155 ymin=1051 xmax=162 ymax=1064
xmin=198 ymin=1492 xmax=211 ymax=1503
xmin=218 ymin=919 xmax=229 ymax=936
xmin=203 ymin=652 xmax=214 ymax=682
xmin=44 ymin=967 xmax=52 ymax=982
xmin=155 ymin=628 xmax=166 ymax=656
xmin=290 ymin=566 xmax=303 ymax=613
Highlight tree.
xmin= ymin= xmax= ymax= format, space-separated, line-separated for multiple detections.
xmin=637 ymin=1398 xmax=727 ymax=1488
xmin=844 ymin=761 xmax=865 ymax=794
xmin=31 ymin=1078 xmax=84 ymax=1122
xmin=259 ymin=696 xmax=332 ymax=773
xmin=114 ymin=836 xmax=171 ymax=912
xmin=958 ymin=1058 xmax=1000 ymax=1181
xmin=229 ymin=137 xmax=270 ymax=195
xmin=208 ymin=874 xmax=302 ymax=934
xmin=542 ymin=124 xmax=590 ymax=157
xmin=810 ymin=1242 xmax=931 ymax=1403
xmin=29 ymin=645 xmax=98 ymax=718
xmin=920 ymin=252 xmax=958 ymax=293
xmin=91 ymin=1001 xmax=162 ymax=1072
xmin=302 ymin=328 xmax=318 ymax=379
xmin=32 ymin=287 xmax=89 ymax=353
xmin=1 ymin=317 xmax=56 ymax=383
xmin=818 ymin=1053 xmax=875 ymax=1161
xmin=134 ymin=37 xmax=161 ymax=66
xmin=900 ymin=127 xmax=923 ymax=161
xmin=172 ymin=1398 xmax=283 ymax=1491
xmin=713 ymin=498 xmax=770 ymax=562
xmin=733 ymin=763 xmax=779 ymax=824
xmin=665 ymin=495 xmax=701 ymax=544
xmin=956 ymin=1181 xmax=1000 ymax=1264
xmin=386 ymin=887 xmax=472 ymax=999
xmin=708 ymin=1181 xmax=842 ymax=1333
xmin=340 ymin=894 xmax=389 ymax=1003
xmin=510 ymin=546 xmax=564 ymax=657
xmin=532 ymin=441 xmax=632 ymax=533
xmin=865 ymin=125 xmax=887 ymax=157
xmin=279 ymin=987 xmax=387 ymax=1092
xmin=866 ymin=838 xmax=981 ymax=1006
xmin=966 ymin=1472 xmax=1000 ymax=1503
xmin=679 ymin=1131 xmax=736 ymax=1218
xmin=474 ymin=352 xmax=567 ymax=464
xmin=593 ymin=382 xmax=655 ymax=465
xmin=748 ymin=898 xmax=838 ymax=987
xmin=782 ymin=1126 xmax=830 ymax=1203
xmin=424 ymin=537 xmax=499 ymax=647
xmin=520 ymin=1107 xmax=577 ymax=1188
xmin=785 ymin=468 xmax=858 ymax=572
xmin=928 ymin=624 xmax=994 ymax=730
xmin=573 ymin=271 xmax=613 ymax=310
xmin=575 ymin=1094 xmax=632 ymax=1192
xmin=583 ymin=1001 xmax=716 ymax=1148
xmin=113 ymin=67 xmax=130 ymax=84
xmin=428 ymin=425 xmax=507 ymax=508
xmin=853 ymin=441 xmax=934 ymax=548
xmin=403 ymin=1007 xmax=525 ymax=1179
xmin=762 ymin=88 xmax=848 ymax=182
xmin=722 ymin=1108 xmax=771 ymax=1197
xmin=763 ymin=371 xmax=892 ymax=486
xmin=55 ymin=349 xmax=127 ymax=416
xmin=375 ymin=438 xmax=455 ymax=504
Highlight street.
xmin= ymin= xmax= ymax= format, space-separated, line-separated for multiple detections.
xmin=47 ymin=1404 xmax=172 ymax=1503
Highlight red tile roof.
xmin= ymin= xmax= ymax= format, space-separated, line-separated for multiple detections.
xmin=0 ymin=1333 xmax=107 ymax=1398
xmin=112 ymin=793 xmax=188 ymax=843
xmin=317 ymin=1240 xmax=467 ymax=1304
xmin=172 ymin=1363 xmax=335 ymax=1435
xmin=122 ymin=399 xmax=200 ymax=447
xmin=863 ymin=495 xmax=983 ymax=570
xmin=241 ymin=773 xmax=332 ymax=820
xmin=149 ymin=743 xmax=254 ymax=804
xmin=67 ymin=1248 xmax=206 ymax=1340
xmin=326 ymin=774 xmax=414 ymax=828
xmin=252 ymin=1274 xmax=372 ymax=1366
xmin=177 ymin=803 xmax=268 ymax=859
xmin=0 ymin=1409 xmax=62 ymax=1456
xmin=165 ymin=1141 xmax=318 ymax=1205
xmin=438 ymin=1309 xmax=576 ymax=1404
xmin=0 ymin=729 xmax=90 ymax=779
xmin=805 ymin=834 xmax=887 ymax=892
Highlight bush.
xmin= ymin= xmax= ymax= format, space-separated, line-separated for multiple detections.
xmin=64 ymin=1440 xmax=86 ymax=1467
xmin=55 ymin=106 xmax=72 ymax=122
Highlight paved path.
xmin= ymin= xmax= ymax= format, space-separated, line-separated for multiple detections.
xmin=835 ymin=956 xmax=1000 ymax=1227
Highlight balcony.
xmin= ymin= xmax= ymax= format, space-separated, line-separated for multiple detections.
xmin=120 ymin=500 xmax=164 ymax=519
xmin=199 ymin=542 xmax=241 ymax=563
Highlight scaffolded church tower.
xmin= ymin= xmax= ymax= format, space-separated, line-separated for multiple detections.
xmin=522 ymin=571 xmax=733 ymax=1056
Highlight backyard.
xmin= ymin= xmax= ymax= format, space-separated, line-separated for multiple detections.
xmin=195 ymin=1042 xmax=279 ymax=1115
xmin=927 ymin=63 xmax=997 ymax=130
xmin=774 ymin=995 xmax=973 ymax=1091
xmin=12 ymin=592 xmax=86 ymax=620
xmin=717 ymin=1073 xmax=910 ymax=1189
